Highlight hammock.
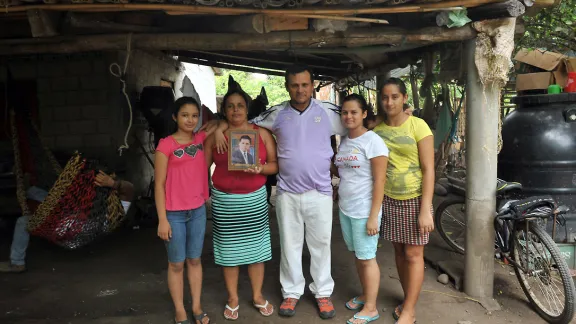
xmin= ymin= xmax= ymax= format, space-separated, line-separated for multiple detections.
xmin=10 ymin=110 xmax=126 ymax=250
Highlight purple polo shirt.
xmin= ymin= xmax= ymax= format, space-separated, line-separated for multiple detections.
xmin=252 ymin=99 xmax=345 ymax=195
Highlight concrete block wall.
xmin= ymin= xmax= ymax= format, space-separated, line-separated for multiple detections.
xmin=3 ymin=50 xmax=186 ymax=195
xmin=5 ymin=53 xmax=120 ymax=156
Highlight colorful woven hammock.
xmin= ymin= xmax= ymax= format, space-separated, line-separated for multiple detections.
xmin=10 ymin=110 xmax=126 ymax=249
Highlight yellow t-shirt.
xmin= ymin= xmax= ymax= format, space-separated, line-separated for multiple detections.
xmin=373 ymin=116 xmax=433 ymax=200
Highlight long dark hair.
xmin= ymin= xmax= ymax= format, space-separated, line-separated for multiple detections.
xmin=342 ymin=93 xmax=375 ymax=128
xmin=173 ymin=96 xmax=200 ymax=117
xmin=381 ymin=77 xmax=408 ymax=96
xmin=219 ymin=89 xmax=252 ymax=121
xmin=378 ymin=78 xmax=408 ymax=118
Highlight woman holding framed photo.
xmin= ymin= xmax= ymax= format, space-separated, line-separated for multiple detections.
xmin=205 ymin=89 xmax=278 ymax=321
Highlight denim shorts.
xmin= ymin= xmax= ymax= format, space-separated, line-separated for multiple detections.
xmin=339 ymin=209 xmax=381 ymax=260
xmin=165 ymin=204 xmax=206 ymax=263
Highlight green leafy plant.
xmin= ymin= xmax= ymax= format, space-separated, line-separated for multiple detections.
xmin=215 ymin=70 xmax=290 ymax=106
xmin=519 ymin=0 xmax=576 ymax=53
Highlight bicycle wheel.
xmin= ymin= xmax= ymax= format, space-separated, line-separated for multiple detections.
xmin=512 ymin=222 xmax=576 ymax=324
xmin=435 ymin=197 xmax=466 ymax=254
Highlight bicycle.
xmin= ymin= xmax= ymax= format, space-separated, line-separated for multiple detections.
xmin=435 ymin=176 xmax=576 ymax=324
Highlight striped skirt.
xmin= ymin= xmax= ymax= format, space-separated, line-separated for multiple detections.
xmin=380 ymin=195 xmax=433 ymax=246
xmin=211 ymin=186 xmax=272 ymax=266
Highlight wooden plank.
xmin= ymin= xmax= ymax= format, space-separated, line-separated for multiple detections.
xmin=263 ymin=15 xmax=309 ymax=32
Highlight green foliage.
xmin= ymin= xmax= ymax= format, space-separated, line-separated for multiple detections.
xmin=215 ymin=69 xmax=290 ymax=106
xmin=519 ymin=0 xmax=576 ymax=53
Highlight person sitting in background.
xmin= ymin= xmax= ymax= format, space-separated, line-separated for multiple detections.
xmin=0 ymin=171 xmax=134 ymax=273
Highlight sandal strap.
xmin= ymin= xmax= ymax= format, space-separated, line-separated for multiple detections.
xmin=193 ymin=313 xmax=210 ymax=322
xmin=225 ymin=304 xmax=240 ymax=312
xmin=350 ymin=297 xmax=365 ymax=305
xmin=253 ymin=300 xmax=269 ymax=309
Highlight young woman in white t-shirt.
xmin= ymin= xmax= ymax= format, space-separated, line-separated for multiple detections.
xmin=332 ymin=94 xmax=389 ymax=324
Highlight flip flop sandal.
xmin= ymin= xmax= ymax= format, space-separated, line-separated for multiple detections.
xmin=392 ymin=304 xmax=403 ymax=320
xmin=345 ymin=297 xmax=365 ymax=311
xmin=175 ymin=320 xmax=190 ymax=324
xmin=223 ymin=304 xmax=239 ymax=321
xmin=253 ymin=300 xmax=274 ymax=317
xmin=346 ymin=313 xmax=380 ymax=324
xmin=194 ymin=312 xmax=211 ymax=324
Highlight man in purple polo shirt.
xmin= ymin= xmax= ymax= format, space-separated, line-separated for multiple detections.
xmin=209 ymin=65 xmax=345 ymax=319
xmin=252 ymin=65 xmax=345 ymax=319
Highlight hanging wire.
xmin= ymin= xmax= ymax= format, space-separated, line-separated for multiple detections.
xmin=109 ymin=33 xmax=133 ymax=157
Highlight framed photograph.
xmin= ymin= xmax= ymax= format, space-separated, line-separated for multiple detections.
xmin=228 ymin=129 xmax=259 ymax=171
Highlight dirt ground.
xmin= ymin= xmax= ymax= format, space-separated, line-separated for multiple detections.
xmin=0 ymin=193 xmax=557 ymax=324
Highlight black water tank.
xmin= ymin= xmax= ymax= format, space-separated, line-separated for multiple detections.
xmin=499 ymin=93 xmax=576 ymax=241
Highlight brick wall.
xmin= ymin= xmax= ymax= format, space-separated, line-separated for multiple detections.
xmin=2 ymin=50 xmax=186 ymax=195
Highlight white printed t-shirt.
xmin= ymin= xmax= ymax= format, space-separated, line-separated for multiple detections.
xmin=335 ymin=131 xmax=389 ymax=219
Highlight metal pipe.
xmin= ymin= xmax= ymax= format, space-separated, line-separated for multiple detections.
xmin=463 ymin=39 xmax=498 ymax=300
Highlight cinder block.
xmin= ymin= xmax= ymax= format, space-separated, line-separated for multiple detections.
xmin=42 ymin=122 xmax=69 ymax=136
xmin=8 ymin=63 xmax=37 ymax=80
xmin=67 ymin=90 xmax=109 ymax=106
xmin=66 ymin=61 xmax=92 ymax=76
xmin=97 ymin=119 xmax=115 ymax=134
xmin=82 ymin=105 xmax=110 ymax=120
xmin=55 ymin=135 xmax=83 ymax=149
xmin=92 ymin=91 xmax=109 ymax=105
xmin=37 ymin=62 xmax=66 ymax=78
xmin=69 ymin=120 xmax=97 ymax=135
xmin=92 ymin=59 xmax=108 ymax=75
xmin=51 ymin=77 xmax=79 ymax=92
xmin=80 ymin=75 xmax=107 ymax=90
xmin=39 ymin=107 xmax=54 ymax=124
xmin=38 ymin=92 xmax=67 ymax=107
xmin=37 ymin=78 xmax=51 ymax=93
xmin=42 ymin=136 xmax=56 ymax=149
xmin=84 ymin=134 xmax=112 ymax=148
xmin=53 ymin=106 xmax=82 ymax=121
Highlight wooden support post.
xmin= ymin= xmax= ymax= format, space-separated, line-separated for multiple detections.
xmin=27 ymin=9 xmax=58 ymax=37
xmin=463 ymin=38 xmax=499 ymax=303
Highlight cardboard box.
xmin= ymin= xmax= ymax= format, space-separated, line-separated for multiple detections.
xmin=516 ymin=72 xmax=554 ymax=91
xmin=515 ymin=49 xmax=566 ymax=71
xmin=515 ymin=49 xmax=570 ymax=91
xmin=566 ymin=58 xmax=576 ymax=73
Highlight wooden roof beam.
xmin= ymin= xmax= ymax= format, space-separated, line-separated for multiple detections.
xmin=175 ymin=50 xmax=355 ymax=75
xmin=179 ymin=57 xmax=338 ymax=80
xmin=0 ymin=25 xmax=479 ymax=56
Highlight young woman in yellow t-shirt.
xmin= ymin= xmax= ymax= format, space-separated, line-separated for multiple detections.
xmin=372 ymin=78 xmax=435 ymax=324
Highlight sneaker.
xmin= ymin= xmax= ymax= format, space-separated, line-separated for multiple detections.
xmin=316 ymin=297 xmax=336 ymax=319
xmin=0 ymin=262 xmax=26 ymax=273
xmin=278 ymin=298 xmax=299 ymax=317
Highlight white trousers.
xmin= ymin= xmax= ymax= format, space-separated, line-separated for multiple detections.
xmin=276 ymin=190 xmax=334 ymax=299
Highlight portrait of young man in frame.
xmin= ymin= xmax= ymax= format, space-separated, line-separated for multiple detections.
xmin=228 ymin=129 xmax=259 ymax=171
